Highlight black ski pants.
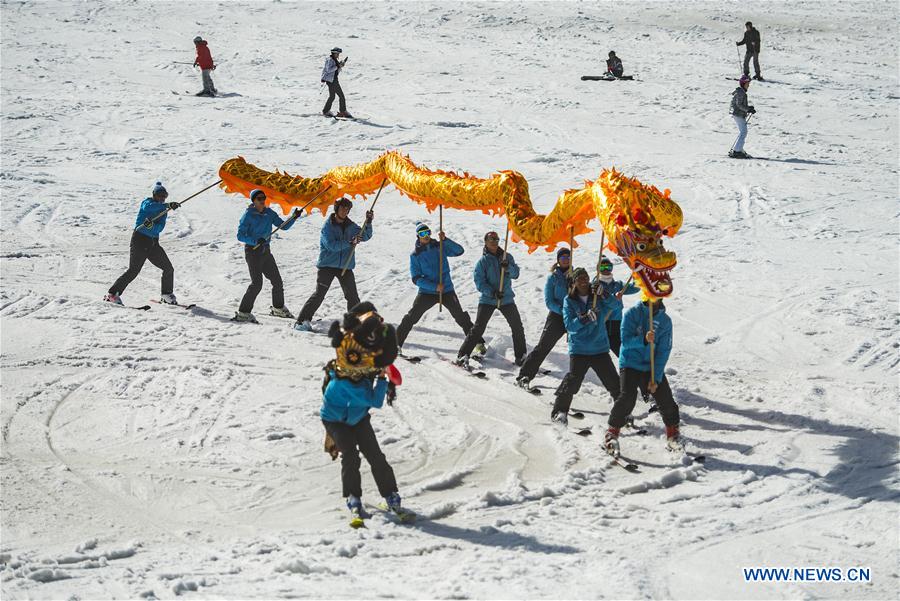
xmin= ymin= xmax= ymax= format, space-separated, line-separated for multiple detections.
xmin=323 ymin=79 xmax=347 ymax=114
xmin=109 ymin=231 xmax=174 ymax=296
xmin=297 ymin=267 xmax=360 ymax=323
xmin=606 ymin=319 xmax=622 ymax=357
xmin=743 ymin=49 xmax=761 ymax=77
xmin=239 ymin=245 xmax=284 ymax=313
xmin=322 ymin=414 xmax=398 ymax=499
xmin=396 ymin=291 xmax=481 ymax=348
xmin=457 ymin=302 xmax=527 ymax=362
xmin=552 ymin=353 xmax=621 ymax=416
xmin=518 ymin=311 xmax=566 ymax=380
xmin=608 ymin=368 xmax=679 ymax=428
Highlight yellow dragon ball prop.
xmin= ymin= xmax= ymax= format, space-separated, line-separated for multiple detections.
xmin=219 ymin=152 xmax=682 ymax=298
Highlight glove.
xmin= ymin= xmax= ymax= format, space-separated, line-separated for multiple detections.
xmin=350 ymin=235 xmax=361 ymax=246
xmin=291 ymin=208 xmax=302 ymax=220
xmin=256 ymin=238 xmax=267 ymax=247
xmin=579 ymin=310 xmax=597 ymax=324
xmin=748 ymin=106 xmax=756 ymax=114
xmin=500 ymin=258 xmax=509 ymax=268
xmin=167 ymin=202 xmax=180 ymax=210
xmin=365 ymin=210 xmax=374 ymax=222
xmin=493 ymin=290 xmax=504 ymax=300
xmin=142 ymin=218 xmax=153 ymax=229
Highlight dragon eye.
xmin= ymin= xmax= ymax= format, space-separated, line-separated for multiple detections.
xmin=635 ymin=242 xmax=647 ymax=251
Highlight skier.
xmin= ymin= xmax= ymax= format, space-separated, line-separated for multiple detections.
xmin=193 ymin=36 xmax=217 ymax=97
xmin=604 ymin=297 xmax=682 ymax=455
xmin=234 ymin=189 xmax=301 ymax=322
xmin=321 ymin=47 xmax=351 ymax=118
xmin=320 ymin=302 xmax=405 ymax=525
xmin=294 ymin=197 xmax=373 ymax=331
xmin=550 ymin=267 xmax=621 ymax=426
xmin=105 ymin=182 xmax=181 ymax=306
xmin=395 ymin=222 xmax=483 ymax=352
xmin=736 ymin=21 xmax=763 ymax=81
xmin=516 ymin=247 xmax=572 ymax=389
xmin=729 ymin=75 xmax=756 ymax=159
xmin=593 ymin=256 xmax=639 ymax=356
xmin=455 ymin=230 xmax=527 ymax=367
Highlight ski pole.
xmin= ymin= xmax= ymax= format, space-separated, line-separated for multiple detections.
xmin=438 ymin=204 xmax=444 ymax=313
xmin=736 ymin=44 xmax=742 ymax=72
xmin=173 ymin=61 xmax=195 ymax=65
xmin=252 ymin=184 xmax=332 ymax=250
xmin=496 ymin=222 xmax=511 ymax=308
xmin=340 ymin=178 xmax=387 ymax=275
xmin=139 ymin=179 xmax=222 ymax=231
xmin=591 ymin=230 xmax=607 ymax=310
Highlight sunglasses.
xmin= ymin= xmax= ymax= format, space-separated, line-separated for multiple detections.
xmin=417 ymin=229 xmax=432 ymax=238
xmin=485 ymin=236 xmax=500 ymax=242
xmin=558 ymin=254 xmax=571 ymax=261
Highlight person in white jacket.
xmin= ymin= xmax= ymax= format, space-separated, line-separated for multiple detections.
xmin=321 ymin=47 xmax=351 ymax=118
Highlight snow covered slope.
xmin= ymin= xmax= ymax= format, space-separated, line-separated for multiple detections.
xmin=2 ymin=2 xmax=897 ymax=599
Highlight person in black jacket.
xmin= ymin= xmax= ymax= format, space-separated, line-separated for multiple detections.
xmin=736 ymin=22 xmax=763 ymax=81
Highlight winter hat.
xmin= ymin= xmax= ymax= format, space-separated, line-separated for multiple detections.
xmin=739 ymin=74 xmax=751 ymax=85
xmin=193 ymin=36 xmax=203 ymax=44
xmin=152 ymin=182 xmax=167 ymax=197
xmin=331 ymin=47 xmax=343 ymax=54
xmin=415 ymin=222 xmax=431 ymax=236
xmin=556 ymin=247 xmax=571 ymax=260
xmin=250 ymin=189 xmax=266 ymax=201
xmin=484 ymin=230 xmax=500 ymax=241
xmin=569 ymin=267 xmax=589 ymax=288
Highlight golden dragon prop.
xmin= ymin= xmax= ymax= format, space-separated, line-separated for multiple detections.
xmin=218 ymin=152 xmax=682 ymax=298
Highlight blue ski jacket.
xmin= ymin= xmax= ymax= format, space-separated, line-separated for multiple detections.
xmin=543 ymin=267 xmax=570 ymax=315
xmin=237 ymin=205 xmax=297 ymax=246
xmin=134 ymin=198 xmax=169 ymax=239
xmin=594 ymin=278 xmax=640 ymax=322
xmin=410 ymin=238 xmax=464 ymax=294
xmin=474 ymin=247 xmax=520 ymax=306
xmin=317 ymin=214 xmax=373 ymax=270
xmin=320 ymin=372 xmax=388 ymax=426
xmin=562 ymin=293 xmax=611 ymax=355
xmin=619 ymin=301 xmax=672 ymax=383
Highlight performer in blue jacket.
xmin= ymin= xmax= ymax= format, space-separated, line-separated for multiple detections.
xmin=295 ymin=197 xmax=373 ymax=331
xmin=105 ymin=182 xmax=182 ymax=305
xmin=234 ymin=189 xmax=301 ymax=322
xmin=593 ymin=256 xmax=639 ymax=356
xmin=516 ymin=247 xmax=571 ymax=389
xmin=395 ymin=222 xmax=482 ymax=350
xmin=605 ymin=297 xmax=681 ymax=454
xmin=550 ymin=267 xmax=621 ymax=426
xmin=455 ymin=230 xmax=527 ymax=366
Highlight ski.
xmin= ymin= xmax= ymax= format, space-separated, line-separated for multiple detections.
xmin=399 ymin=353 xmax=423 ymax=364
xmin=516 ymin=380 xmax=542 ymax=396
xmin=106 ymin=301 xmax=150 ymax=311
xmin=149 ymin=300 xmax=197 ymax=310
xmin=572 ymin=426 xmax=592 ymax=437
xmin=376 ymin=503 xmax=416 ymax=523
xmin=609 ymin=455 xmax=640 ymax=472
xmin=451 ymin=360 xmax=487 ymax=379
xmin=568 ymin=411 xmax=585 ymax=420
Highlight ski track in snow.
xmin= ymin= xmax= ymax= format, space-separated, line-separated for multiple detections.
xmin=2 ymin=2 xmax=898 ymax=599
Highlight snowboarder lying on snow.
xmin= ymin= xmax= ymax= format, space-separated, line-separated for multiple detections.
xmin=320 ymin=302 xmax=404 ymax=521
xmin=234 ymin=189 xmax=301 ymax=323
xmin=593 ymin=256 xmax=639 ymax=357
xmin=105 ymin=182 xmax=181 ymax=306
xmin=516 ymin=247 xmax=572 ymax=390
xmin=605 ymin=297 xmax=682 ymax=455
xmin=193 ymin=36 xmax=217 ymax=97
xmin=455 ymin=230 xmax=528 ymax=367
xmin=550 ymin=267 xmax=622 ymax=426
xmin=396 ymin=222 xmax=483 ymax=351
xmin=729 ymin=74 xmax=756 ymax=159
xmin=321 ymin=47 xmax=352 ymax=118
xmin=294 ymin=197 xmax=373 ymax=331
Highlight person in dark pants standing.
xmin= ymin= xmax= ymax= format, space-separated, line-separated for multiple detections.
xmin=736 ymin=21 xmax=763 ymax=81
xmin=605 ymin=298 xmax=681 ymax=455
xmin=105 ymin=182 xmax=181 ymax=306
xmin=455 ymin=230 xmax=527 ymax=366
xmin=234 ymin=189 xmax=301 ymax=322
xmin=594 ymin=256 xmax=639 ymax=356
xmin=550 ymin=268 xmax=621 ymax=426
xmin=294 ymin=197 xmax=373 ymax=331
xmin=396 ymin=222 xmax=482 ymax=352
xmin=516 ymin=247 xmax=572 ymax=390
xmin=321 ymin=47 xmax=352 ymax=118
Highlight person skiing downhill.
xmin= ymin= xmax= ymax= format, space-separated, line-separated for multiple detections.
xmin=320 ymin=302 xmax=406 ymax=526
xmin=234 ymin=189 xmax=301 ymax=322
xmin=455 ymin=230 xmax=527 ymax=367
xmin=729 ymin=75 xmax=756 ymax=159
xmin=321 ymin=47 xmax=351 ymax=118
xmin=550 ymin=267 xmax=622 ymax=426
xmin=593 ymin=256 xmax=639 ymax=356
xmin=395 ymin=222 xmax=483 ymax=352
xmin=294 ymin=197 xmax=373 ymax=331
xmin=736 ymin=21 xmax=763 ymax=81
xmin=193 ymin=36 xmax=217 ymax=97
xmin=516 ymin=247 xmax=572 ymax=390
xmin=604 ymin=297 xmax=682 ymax=456
xmin=105 ymin=182 xmax=181 ymax=306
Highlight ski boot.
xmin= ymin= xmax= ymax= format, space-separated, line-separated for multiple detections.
xmin=382 ymin=492 xmax=414 ymax=522
xmin=551 ymin=410 xmax=568 ymax=427
xmin=347 ymin=495 xmax=365 ymax=529
xmin=473 ymin=342 xmax=487 ymax=358
xmin=104 ymin=293 xmax=123 ymax=305
xmin=516 ymin=375 xmax=531 ymax=390
xmin=293 ymin=320 xmax=313 ymax=332
xmin=232 ymin=311 xmax=258 ymax=323
xmin=160 ymin=293 xmax=178 ymax=305
xmin=604 ymin=428 xmax=621 ymax=457
xmin=453 ymin=355 xmax=470 ymax=368
xmin=665 ymin=425 xmax=684 ymax=453
xmin=323 ymin=110 xmax=334 ymax=118
xmin=336 ymin=111 xmax=354 ymax=119
xmin=270 ymin=305 xmax=294 ymax=319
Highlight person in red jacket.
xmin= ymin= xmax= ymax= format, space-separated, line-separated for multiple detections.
xmin=193 ymin=36 xmax=217 ymax=97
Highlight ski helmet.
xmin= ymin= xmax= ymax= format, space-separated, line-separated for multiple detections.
xmin=739 ymin=74 xmax=751 ymax=85
xmin=193 ymin=36 xmax=203 ymax=44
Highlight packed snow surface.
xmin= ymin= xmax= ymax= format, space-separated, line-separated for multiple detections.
xmin=2 ymin=1 xmax=897 ymax=599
